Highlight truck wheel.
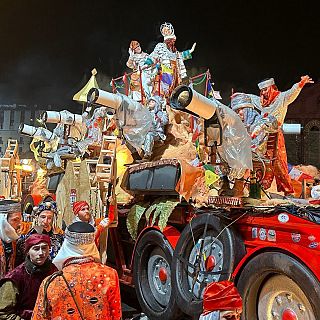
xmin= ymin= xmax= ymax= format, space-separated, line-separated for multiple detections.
xmin=133 ymin=229 xmax=184 ymax=320
xmin=237 ymin=252 xmax=320 ymax=320
xmin=172 ymin=213 xmax=245 ymax=317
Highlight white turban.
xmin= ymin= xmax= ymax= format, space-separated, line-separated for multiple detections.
xmin=53 ymin=222 xmax=100 ymax=270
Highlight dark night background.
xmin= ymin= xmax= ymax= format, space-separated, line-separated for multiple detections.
xmin=0 ymin=0 xmax=319 ymax=111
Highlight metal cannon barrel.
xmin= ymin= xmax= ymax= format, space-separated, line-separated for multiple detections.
xmin=87 ymin=88 xmax=124 ymax=110
xmin=282 ymin=123 xmax=302 ymax=135
xmin=18 ymin=124 xmax=57 ymax=142
xmin=41 ymin=110 xmax=83 ymax=125
xmin=170 ymin=85 xmax=217 ymax=120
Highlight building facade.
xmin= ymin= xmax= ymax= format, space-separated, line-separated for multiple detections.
xmin=0 ymin=104 xmax=45 ymax=158
xmin=285 ymin=82 xmax=320 ymax=167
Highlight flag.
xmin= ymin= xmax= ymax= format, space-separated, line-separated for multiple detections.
xmin=288 ymin=163 xmax=313 ymax=182
xmin=207 ymin=81 xmax=214 ymax=98
xmin=207 ymin=82 xmax=222 ymax=100
xmin=203 ymin=164 xmax=220 ymax=186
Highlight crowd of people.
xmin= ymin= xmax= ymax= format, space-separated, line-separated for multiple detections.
xmin=0 ymin=199 xmax=121 ymax=320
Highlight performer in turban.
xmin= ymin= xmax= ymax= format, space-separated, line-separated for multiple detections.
xmin=32 ymin=222 xmax=122 ymax=320
xmin=0 ymin=200 xmax=22 ymax=279
xmin=72 ymin=200 xmax=110 ymax=246
xmin=0 ymin=234 xmax=57 ymax=319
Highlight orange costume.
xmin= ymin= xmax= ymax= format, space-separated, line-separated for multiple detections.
xmin=32 ymin=256 xmax=121 ymax=320
xmin=32 ymin=221 xmax=121 ymax=320
xmin=249 ymin=76 xmax=313 ymax=193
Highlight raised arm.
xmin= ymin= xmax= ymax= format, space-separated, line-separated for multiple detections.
xmin=284 ymin=75 xmax=314 ymax=105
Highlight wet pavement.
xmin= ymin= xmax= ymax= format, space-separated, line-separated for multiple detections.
xmin=121 ymin=285 xmax=149 ymax=320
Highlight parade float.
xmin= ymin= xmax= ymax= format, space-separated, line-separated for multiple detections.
xmin=19 ymin=23 xmax=320 ymax=320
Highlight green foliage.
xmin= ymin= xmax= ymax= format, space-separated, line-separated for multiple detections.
xmin=126 ymin=202 xmax=149 ymax=240
xmin=157 ymin=199 xmax=179 ymax=231
xmin=126 ymin=198 xmax=180 ymax=240
xmin=144 ymin=201 xmax=158 ymax=223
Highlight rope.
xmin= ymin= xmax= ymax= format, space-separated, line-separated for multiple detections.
xmin=190 ymin=74 xmax=207 ymax=86
xmin=43 ymin=270 xmax=85 ymax=320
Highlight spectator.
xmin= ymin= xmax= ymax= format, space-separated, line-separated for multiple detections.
xmin=0 ymin=234 xmax=57 ymax=319
xmin=16 ymin=201 xmax=64 ymax=266
xmin=72 ymin=201 xmax=110 ymax=246
xmin=0 ymin=200 xmax=22 ymax=278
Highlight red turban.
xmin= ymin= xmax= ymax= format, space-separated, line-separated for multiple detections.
xmin=202 ymin=280 xmax=242 ymax=314
xmin=73 ymin=201 xmax=89 ymax=215
xmin=25 ymin=234 xmax=51 ymax=253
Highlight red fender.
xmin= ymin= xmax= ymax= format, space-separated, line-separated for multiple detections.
xmin=130 ymin=225 xmax=181 ymax=269
xmin=233 ymin=242 xmax=320 ymax=282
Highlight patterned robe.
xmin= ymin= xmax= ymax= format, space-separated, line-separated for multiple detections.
xmin=32 ymin=257 xmax=121 ymax=320
xmin=249 ymin=83 xmax=303 ymax=193
xmin=126 ymin=51 xmax=154 ymax=100
xmin=149 ymin=43 xmax=192 ymax=97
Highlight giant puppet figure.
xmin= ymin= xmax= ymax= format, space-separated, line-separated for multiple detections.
xmin=126 ymin=40 xmax=155 ymax=101
xmin=148 ymin=22 xmax=196 ymax=97
xmin=249 ymin=75 xmax=313 ymax=193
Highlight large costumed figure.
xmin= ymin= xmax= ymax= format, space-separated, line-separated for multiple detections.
xmin=148 ymin=22 xmax=196 ymax=97
xmin=126 ymin=40 xmax=155 ymax=101
xmin=248 ymin=75 xmax=314 ymax=193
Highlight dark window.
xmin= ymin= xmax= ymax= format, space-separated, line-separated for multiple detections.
xmin=20 ymin=110 xmax=25 ymax=123
xmin=304 ymin=121 xmax=320 ymax=167
xmin=30 ymin=110 xmax=35 ymax=124
xmin=0 ymin=111 xmax=3 ymax=129
xmin=10 ymin=110 xmax=14 ymax=127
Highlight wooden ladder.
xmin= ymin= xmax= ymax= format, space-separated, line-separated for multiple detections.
xmin=96 ymin=134 xmax=117 ymax=225
xmin=1 ymin=139 xmax=19 ymax=172
xmin=96 ymin=135 xmax=117 ymax=183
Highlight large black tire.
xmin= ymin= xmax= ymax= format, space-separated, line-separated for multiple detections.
xmin=172 ymin=213 xmax=245 ymax=317
xmin=133 ymin=229 xmax=185 ymax=320
xmin=237 ymin=252 xmax=320 ymax=320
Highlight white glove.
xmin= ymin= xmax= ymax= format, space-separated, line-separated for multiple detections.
xmin=190 ymin=42 xmax=197 ymax=53
xmin=99 ymin=217 xmax=110 ymax=228
xmin=128 ymin=48 xmax=134 ymax=56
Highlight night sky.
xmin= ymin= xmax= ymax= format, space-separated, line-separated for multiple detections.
xmin=0 ymin=1 xmax=319 ymax=111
